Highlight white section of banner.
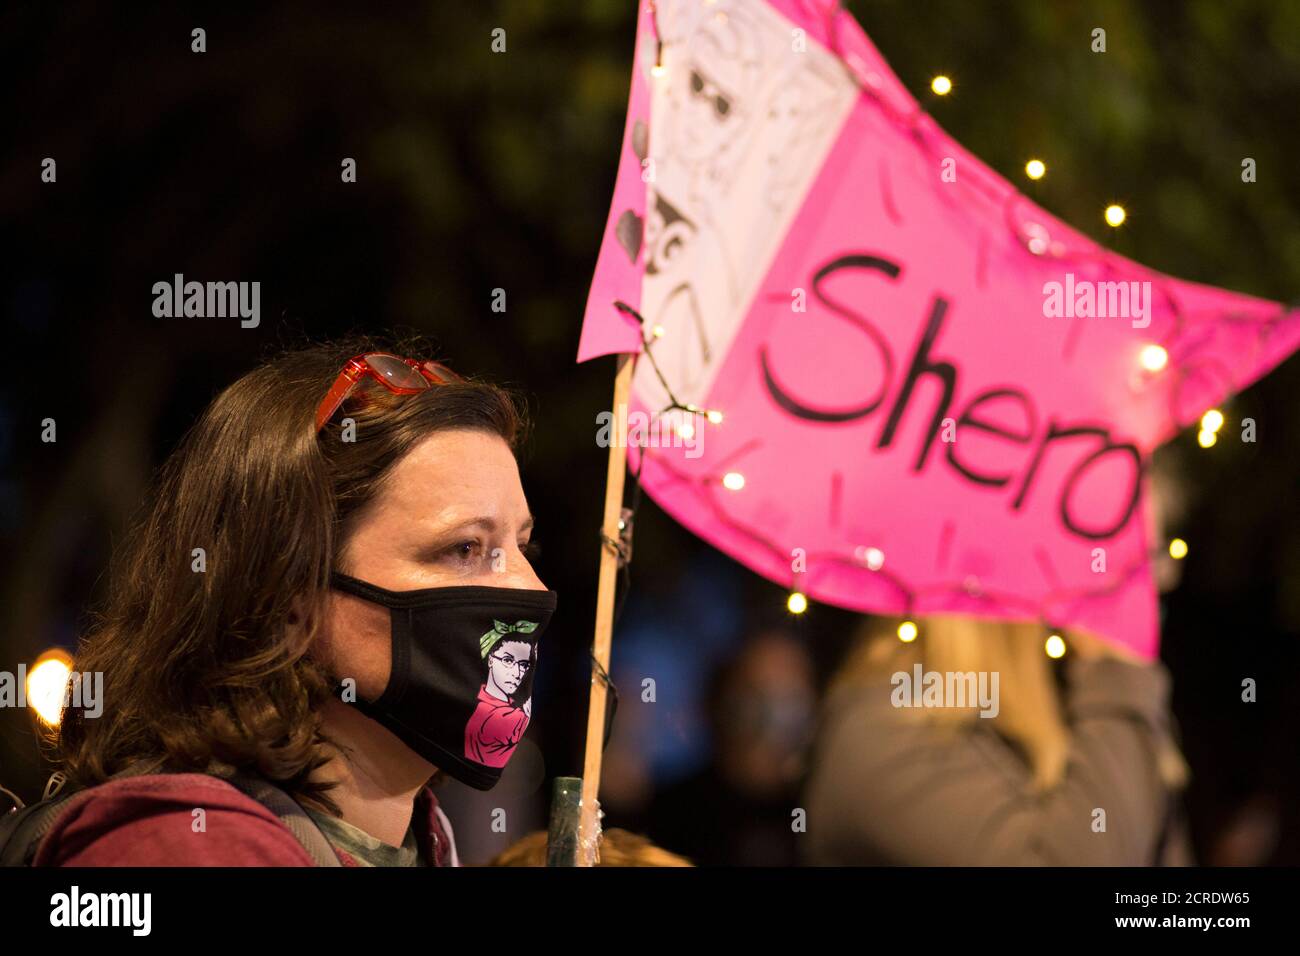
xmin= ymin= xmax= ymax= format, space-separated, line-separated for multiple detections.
xmin=633 ymin=0 xmax=859 ymax=427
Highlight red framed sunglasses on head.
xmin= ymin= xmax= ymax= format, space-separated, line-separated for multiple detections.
xmin=315 ymin=353 xmax=463 ymax=432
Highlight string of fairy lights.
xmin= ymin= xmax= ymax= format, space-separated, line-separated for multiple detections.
xmin=614 ymin=0 xmax=1276 ymax=659
xmin=926 ymin=72 xmax=1230 ymax=459
xmin=615 ymin=292 xmax=1196 ymax=661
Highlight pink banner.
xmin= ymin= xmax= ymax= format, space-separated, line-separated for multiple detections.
xmin=579 ymin=0 xmax=1300 ymax=658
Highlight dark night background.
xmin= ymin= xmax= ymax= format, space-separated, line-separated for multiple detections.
xmin=2 ymin=0 xmax=1297 ymax=864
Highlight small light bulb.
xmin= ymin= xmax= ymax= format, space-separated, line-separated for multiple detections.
xmin=930 ymin=75 xmax=952 ymax=96
xmin=651 ymin=63 xmax=667 ymax=78
xmin=1045 ymin=634 xmax=1066 ymax=659
xmin=722 ymin=471 xmax=745 ymax=491
xmin=1025 ymin=159 xmax=1046 ymax=180
xmin=1139 ymin=344 xmax=1168 ymax=372
xmin=787 ymin=591 xmax=808 ymax=614
xmin=651 ymin=324 xmax=665 ymax=338
xmin=1104 ymin=204 xmax=1127 ymax=227
xmin=1197 ymin=429 xmax=1217 ymax=448
xmin=897 ymin=620 xmax=918 ymax=643
xmin=863 ymin=547 xmax=885 ymax=571
xmin=706 ymin=409 xmax=723 ymax=425
xmin=676 ymin=421 xmax=695 ymax=441
xmin=1200 ymin=409 xmax=1224 ymax=433
xmin=1169 ymin=538 xmax=1188 ymax=560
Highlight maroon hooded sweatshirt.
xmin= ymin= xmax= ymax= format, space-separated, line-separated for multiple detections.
xmin=32 ymin=773 xmax=455 ymax=867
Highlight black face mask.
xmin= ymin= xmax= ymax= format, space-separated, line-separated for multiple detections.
xmin=330 ymin=573 xmax=557 ymax=791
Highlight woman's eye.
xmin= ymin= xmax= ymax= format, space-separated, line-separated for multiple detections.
xmin=522 ymin=540 xmax=541 ymax=561
xmin=447 ymin=540 xmax=481 ymax=562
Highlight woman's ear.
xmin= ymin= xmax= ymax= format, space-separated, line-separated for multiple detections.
xmin=288 ymin=593 xmax=325 ymax=660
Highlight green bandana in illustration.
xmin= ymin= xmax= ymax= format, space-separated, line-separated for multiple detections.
xmin=478 ymin=619 xmax=540 ymax=658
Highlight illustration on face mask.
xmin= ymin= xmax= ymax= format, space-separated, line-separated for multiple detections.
xmin=464 ymin=619 xmax=540 ymax=767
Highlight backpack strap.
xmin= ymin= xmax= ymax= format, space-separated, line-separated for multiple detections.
xmin=1 ymin=770 xmax=342 ymax=867
xmin=0 ymin=795 xmax=79 ymax=867
xmin=220 ymin=772 xmax=342 ymax=867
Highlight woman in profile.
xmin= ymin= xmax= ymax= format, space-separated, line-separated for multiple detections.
xmin=803 ymin=615 xmax=1192 ymax=865
xmin=26 ymin=337 xmax=557 ymax=867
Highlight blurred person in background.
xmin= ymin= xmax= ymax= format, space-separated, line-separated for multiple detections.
xmin=803 ymin=614 xmax=1192 ymax=866
xmin=803 ymin=454 xmax=1204 ymax=866
xmin=647 ymin=628 xmax=816 ymax=866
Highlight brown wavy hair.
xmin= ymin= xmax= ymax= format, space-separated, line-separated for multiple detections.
xmin=54 ymin=336 xmax=526 ymax=813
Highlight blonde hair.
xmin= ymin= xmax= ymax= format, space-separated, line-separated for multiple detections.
xmin=831 ymin=615 xmax=1188 ymax=793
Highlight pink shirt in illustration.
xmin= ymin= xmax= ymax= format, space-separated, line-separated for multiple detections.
xmin=464 ymin=686 xmax=530 ymax=767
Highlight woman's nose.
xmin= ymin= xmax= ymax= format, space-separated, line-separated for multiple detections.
xmin=498 ymin=548 xmax=547 ymax=591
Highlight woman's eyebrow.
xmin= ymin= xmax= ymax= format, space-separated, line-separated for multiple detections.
xmin=430 ymin=517 xmax=496 ymax=538
xmin=432 ymin=513 xmax=535 ymax=537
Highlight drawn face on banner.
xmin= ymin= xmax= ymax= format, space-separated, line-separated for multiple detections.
xmin=640 ymin=0 xmax=859 ymax=420
xmin=663 ymin=3 xmax=762 ymax=186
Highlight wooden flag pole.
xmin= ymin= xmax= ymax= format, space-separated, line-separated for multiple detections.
xmin=577 ymin=350 xmax=635 ymax=864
